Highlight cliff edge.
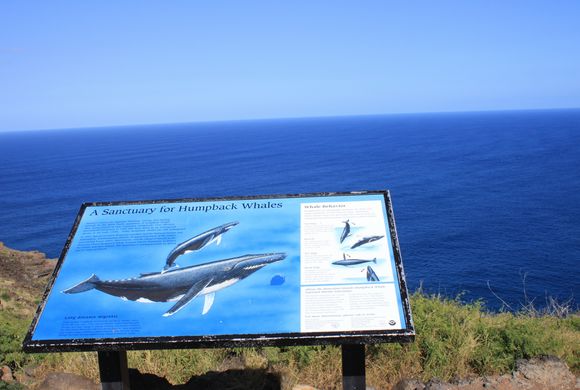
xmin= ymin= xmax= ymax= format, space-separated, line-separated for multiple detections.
xmin=0 ymin=242 xmax=55 ymax=315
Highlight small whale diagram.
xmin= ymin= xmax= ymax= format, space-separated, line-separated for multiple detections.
xmin=350 ymin=235 xmax=384 ymax=249
xmin=332 ymin=253 xmax=377 ymax=267
xmin=366 ymin=265 xmax=380 ymax=282
xmin=339 ymin=220 xmax=351 ymax=244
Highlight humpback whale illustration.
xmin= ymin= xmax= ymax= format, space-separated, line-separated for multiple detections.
xmin=63 ymin=253 xmax=286 ymax=316
xmin=332 ymin=253 xmax=377 ymax=267
xmin=366 ymin=266 xmax=380 ymax=282
xmin=164 ymin=221 xmax=239 ymax=271
xmin=339 ymin=220 xmax=351 ymax=244
xmin=350 ymin=235 xmax=384 ymax=249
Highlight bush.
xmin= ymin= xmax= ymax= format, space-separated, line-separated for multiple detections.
xmin=0 ymin=382 xmax=24 ymax=390
xmin=0 ymin=311 xmax=31 ymax=370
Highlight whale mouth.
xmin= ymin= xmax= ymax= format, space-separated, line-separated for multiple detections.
xmin=236 ymin=253 xmax=287 ymax=269
xmin=224 ymin=221 xmax=240 ymax=230
xmin=245 ymin=264 xmax=266 ymax=270
xmin=265 ymin=253 xmax=287 ymax=263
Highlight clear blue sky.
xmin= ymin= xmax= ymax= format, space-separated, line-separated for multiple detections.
xmin=1 ymin=1 xmax=579 ymax=131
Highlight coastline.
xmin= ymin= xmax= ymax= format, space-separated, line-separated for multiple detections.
xmin=0 ymin=242 xmax=577 ymax=389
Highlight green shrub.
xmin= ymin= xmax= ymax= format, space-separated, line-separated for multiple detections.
xmin=0 ymin=381 xmax=24 ymax=390
xmin=0 ymin=311 xmax=30 ymax=370
xmin=0 ymin=291 xmax=11 ymax=301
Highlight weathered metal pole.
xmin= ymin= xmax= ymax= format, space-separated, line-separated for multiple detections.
xmin=342 ymin=344 xmax=366 ymax=390
xmin=98 ymin=350 xmax=130 ymax=390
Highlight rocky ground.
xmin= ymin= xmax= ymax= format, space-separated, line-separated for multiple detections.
xmin=11 ymin=356 xmax=579 ymax=390
xmin=393 ymin=356 xmax=578 ymax=390
xmin=0 ymin=243 xmax=578 ymax=389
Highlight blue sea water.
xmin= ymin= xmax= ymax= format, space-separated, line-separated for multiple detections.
xmin=1 ymin=109 xmax=579 ymax=311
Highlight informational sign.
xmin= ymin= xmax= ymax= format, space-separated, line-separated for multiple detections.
xmin=24 ymin=191 xmax=414 ymax=352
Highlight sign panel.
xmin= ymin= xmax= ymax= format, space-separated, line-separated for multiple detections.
xmin=24 ymin=191 xmax=414 ymax=352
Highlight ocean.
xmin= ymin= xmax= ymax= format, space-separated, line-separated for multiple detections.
xmin=1 ymin=109 xmax=578 ymax=311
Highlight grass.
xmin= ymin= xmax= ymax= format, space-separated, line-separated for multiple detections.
xmin=0 ymin=310 xmax=34 ymax=372
xmin=2 ymin=291 xmax=578 ymax=389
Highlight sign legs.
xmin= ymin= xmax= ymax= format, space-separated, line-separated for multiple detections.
xmin=98 ymin=351 xmax=130 ymax=390
xmin=341 ymin=344 xmax=366 ymax=390
xmin=95 ymin=346 xmax=364 ymax=389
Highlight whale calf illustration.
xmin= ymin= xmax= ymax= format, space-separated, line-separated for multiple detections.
xmin=350 ymin=235 xmax=384 ymax=249
xmin=332 ymin=253 xmax=377 ymax=267
xmin=164 ymin=221 xmax=239 ymax=271
xmin=63 ymin=252 xmax=286 ymax=316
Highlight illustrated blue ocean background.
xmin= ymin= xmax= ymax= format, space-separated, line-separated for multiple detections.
xmin=1 ymin=109 xmax=579 ymax=312
xmin=31 ymin=200 xmax=302 ymax=338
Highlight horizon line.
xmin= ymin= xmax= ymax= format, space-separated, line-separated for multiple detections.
xmin=2 ymin=106 xmax=579 ymax=134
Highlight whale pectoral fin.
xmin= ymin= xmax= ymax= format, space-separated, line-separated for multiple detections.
xmin=208 ymin=234 xmax=222 ymax=247
xmin=163 ymin=277 xmax=213 ymax=317
xmin=202 ymin=292 xmax=215 ymax=315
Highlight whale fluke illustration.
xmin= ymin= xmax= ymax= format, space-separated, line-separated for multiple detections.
xmin=62 ymin=274 xmax=100 ymax=293
xmin=350 ymin=235 xmax=384 ymax=249
xmin=63 ymin=253 xmax=286 ymax=316
xmin=163 ymin=221 xmax=239 ymax=271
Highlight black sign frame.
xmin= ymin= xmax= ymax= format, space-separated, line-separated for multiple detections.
xmin=23 ymin=190 xmax=414 ymax=353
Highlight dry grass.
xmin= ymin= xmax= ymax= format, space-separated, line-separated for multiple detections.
xmin=2 ymin=288 xmax=578 ymax=389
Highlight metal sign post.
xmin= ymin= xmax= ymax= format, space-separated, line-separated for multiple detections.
xmin=342 ymin=344 xmax=366 ymax=390
xmin=98 ymin=351 xmax=130 ymax=390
